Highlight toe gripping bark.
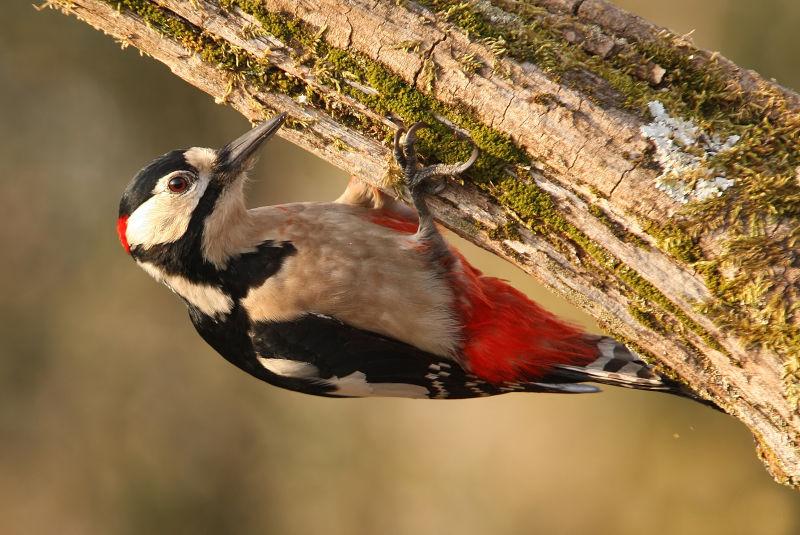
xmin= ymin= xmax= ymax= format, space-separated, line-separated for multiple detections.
xmin=393 ymin=122 xmax=478 ymax=259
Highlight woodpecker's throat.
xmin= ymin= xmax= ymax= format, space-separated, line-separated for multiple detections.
xmin=117 ymin=114 xmax=292 ymax=312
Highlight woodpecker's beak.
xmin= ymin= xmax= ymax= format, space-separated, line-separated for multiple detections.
xmin=215 ymin=112 xmax=287 ymax=182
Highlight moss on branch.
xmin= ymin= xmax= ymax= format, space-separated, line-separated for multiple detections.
xmin=102 ymin=0 xmax=799 ymax=405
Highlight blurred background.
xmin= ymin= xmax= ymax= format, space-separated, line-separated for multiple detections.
xmin=1 ymin=1 xmax=798 ymax=533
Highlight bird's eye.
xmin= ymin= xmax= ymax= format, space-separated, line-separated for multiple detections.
xmin=167 ymin=175 xmax=190 ymax=193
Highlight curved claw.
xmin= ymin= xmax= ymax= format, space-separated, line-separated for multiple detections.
xmin=401 ymin=123 xmax=427 ymax=178
xmin=393 ymin=128 xmax=406 ymax=168
xmin=404 ymin=122 xmax=428 ymax=147
xmin=456 ymin=145 xmax=480 ymax=174
xmin=417 ymin=146 xmax=479 ymax=182
xmin=391 ymin=123 xmax=480 ymax=256
xmin=392 ymin=121 xmax=478 ymax=193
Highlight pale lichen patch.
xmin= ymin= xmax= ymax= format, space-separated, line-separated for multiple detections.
xmin=641 ymin=101 xmax=739 ymax=204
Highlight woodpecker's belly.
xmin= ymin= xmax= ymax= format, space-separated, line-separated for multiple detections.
xmin=241 ymin=203 xmax=461 ymax=358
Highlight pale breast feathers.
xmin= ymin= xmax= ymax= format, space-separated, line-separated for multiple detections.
xmin=240 ymin=203 xmax=462 ymax=358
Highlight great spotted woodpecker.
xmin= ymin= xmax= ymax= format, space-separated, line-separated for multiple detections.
xmin=117 ymin=113 xmax=709 ymax=403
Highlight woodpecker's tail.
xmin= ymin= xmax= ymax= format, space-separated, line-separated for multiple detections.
xmin=552 ymin=336 xmax=720 ymax=410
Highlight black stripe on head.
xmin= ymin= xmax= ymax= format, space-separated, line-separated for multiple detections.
xmin=130 ymin=179 xmax=224 ymax=280
xmin=119 ymin=150 xmax=197 ymax=217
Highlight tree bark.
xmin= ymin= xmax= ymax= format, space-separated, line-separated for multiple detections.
xmin=47 ymin=0 xmax=800 ymax=488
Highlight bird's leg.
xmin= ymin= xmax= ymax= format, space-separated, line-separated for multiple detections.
xmin=394 ymin=123 xmax=478 ymax=261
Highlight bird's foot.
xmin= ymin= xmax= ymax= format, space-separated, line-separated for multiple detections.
xmin=393 ymin=122 xmax=478 ymax=197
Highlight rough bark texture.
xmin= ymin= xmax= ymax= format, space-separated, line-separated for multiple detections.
xmin=47 ymin=0 xmax=800 ymax=488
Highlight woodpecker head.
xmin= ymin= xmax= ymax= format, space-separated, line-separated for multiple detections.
xmin=116 ymin=113 xmax=286 ymax=265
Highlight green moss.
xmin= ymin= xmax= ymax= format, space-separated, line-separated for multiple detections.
xmin=457 ymin=52 xmax=485 ymax=75
xmin=639 ymin=219 xmax=701 ymax=265
xmin=318 ymin=49 xmax=527 ymax=183
xmin=219 ymin=0 xmax=314 ymax=50
xmin=587 ymin=185 xmax=606 ymax=199
xmin=628 ymin=304 xmax=664 ymax=334
xmin=438 ymin=1 xmax=502 ymax=39
xmin=632 ymin=40 xmax=747 ymax=128
xmin=488 ymin=222 xmax=521 ymax=242
xmin=588 ymin=203 xmax=648 ymax=248
xmin=531 ymin=93 xmax=560 ymax=107
xmin=331 ymin=138 xmax=355 ymax=152
xmin=412 ymin=0 xmax=800 ymax=399
xmin=616 ymin=265 xmax=728 ymax=354
xmin=109 ymin=0 xmax=306 ymax=97
xmin=417 ymin=0 xmax=744 ymax=129
xmin=411 ymin=0 xmax=800 ymax=406
xmin=494 ymin=180 xmax=726 ymax=354
xmin=106 ymin=0 xmax=797 ymax=398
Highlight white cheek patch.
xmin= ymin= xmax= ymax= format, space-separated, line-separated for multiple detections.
xmin=138 ymin=261 xmax=233 ymax=318
xmin=126 ymin=174 xmax=209 ymax=249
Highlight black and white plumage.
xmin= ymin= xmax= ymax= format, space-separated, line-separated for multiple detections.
xmin=117 ymin=114 xmax=713 ymax=407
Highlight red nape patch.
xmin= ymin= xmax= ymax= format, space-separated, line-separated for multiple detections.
xmin=451 ymin=253 xmax=597 ymax=384
xmin=367 ymin=213 xmax=419 ymax=234
xmin=116 ymin=215 xmax=131 ymax=254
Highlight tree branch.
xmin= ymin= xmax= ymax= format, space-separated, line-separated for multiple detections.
xmin=47 ymin=0 xmax=800 ymax=488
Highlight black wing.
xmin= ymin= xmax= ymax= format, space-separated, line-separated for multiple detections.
xmin=248 ymin=313 xmax=600 ymax=399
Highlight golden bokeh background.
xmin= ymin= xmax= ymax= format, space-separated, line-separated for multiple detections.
xmin=1 ymin=1 xmax=798 ymax=533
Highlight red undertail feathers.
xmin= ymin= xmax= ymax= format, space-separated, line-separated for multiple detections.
xmin=451 ymin=255 xmax=597 ymax=383
xmin=365 ymin=209 xmax=597 ymax=383
xmin=358 ymin=204 xmax=715 ymax=405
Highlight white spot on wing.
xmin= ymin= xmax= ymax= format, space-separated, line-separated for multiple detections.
xmin=328 ymin=371 xmax=429 ymax=398
xmin=138 ymin=261 xmax=233 ymax=318
xmin=257 ymin=357 xmax=319 ymax=378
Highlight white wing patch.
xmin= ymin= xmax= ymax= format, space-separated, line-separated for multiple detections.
xmin=257 ymin=357 xmax=319 ymax=378
xmin=256 ymin=358 xmax=430 ymax=398
xmin=327 ymin=371 xmax=430 ymax=398
xmin=138 ymin=261 xmax=233 ymax=318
